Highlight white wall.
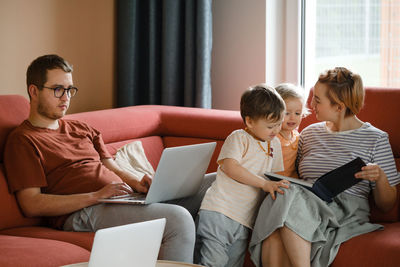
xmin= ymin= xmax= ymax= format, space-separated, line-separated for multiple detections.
xmin=212 ymin=0 xmax=302 ymax=111
xmin=211 ymin=0 xmax=266 ymax=111
xmin=1 ymin=0 xmax=291 ymax=113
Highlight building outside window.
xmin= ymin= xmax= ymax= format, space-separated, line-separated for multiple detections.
xmin=303 ymin=0 xmax=400 ymax=90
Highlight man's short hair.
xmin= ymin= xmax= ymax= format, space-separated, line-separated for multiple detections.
xmin=26 ymin=54 xmax=73 ymax=99
xmin=240 ymin=84 xmax=285 ymax=124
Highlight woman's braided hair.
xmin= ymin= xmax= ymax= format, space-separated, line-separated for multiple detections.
xmin=318 ymin=67 xmax=364 ymax=117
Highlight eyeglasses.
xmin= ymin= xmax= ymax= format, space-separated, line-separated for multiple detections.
xmin=42 ymin=86 xmax=78 ymax=98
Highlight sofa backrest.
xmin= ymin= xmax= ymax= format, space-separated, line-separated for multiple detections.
xmin=0 ymin=88 xmax=398 ymax=229
xmin=0 ymin=95 xmax=43 ymax=229
xmin=0 ymin=95 xmax=30 ymax=162
xmin=66 ymin=105 xmax=244 ymax=173
xmin=65 ymin=107 xmax=164 ymax=169
xmin=154 ymin=105 xmax=244 ymax=172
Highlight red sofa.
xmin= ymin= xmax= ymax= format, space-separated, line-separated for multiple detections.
xmin=0 ymin=87 xmax=399 ymax=266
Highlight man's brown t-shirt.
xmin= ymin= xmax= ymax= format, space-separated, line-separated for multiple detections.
xmin=4 ymin=119 xmax=123 ymax=228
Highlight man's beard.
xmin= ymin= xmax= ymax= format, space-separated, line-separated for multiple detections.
xmin=37 ymin=102 xmax=65 ymax=120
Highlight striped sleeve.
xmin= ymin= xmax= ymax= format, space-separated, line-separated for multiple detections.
xmin=371 ymin=133 xmax=400 ymax=188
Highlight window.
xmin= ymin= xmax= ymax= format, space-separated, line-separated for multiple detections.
xmin=303 ymin=0 xmax=400 ymax=91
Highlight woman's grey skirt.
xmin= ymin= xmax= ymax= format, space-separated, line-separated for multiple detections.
xmin=249 ymin=185 xmax=382 ymax=267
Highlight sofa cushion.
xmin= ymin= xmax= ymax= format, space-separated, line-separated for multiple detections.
xmin=105 ymin=136 xmax=164 ymax=170
xmin=0 ymin=226 xmax=94 ymax=251
xmin=358 ymin=88 xmax=400 ymax=161
xmin=66 ymin=106 xmax=162 ymax=144
xmin=369 ymin=184 xmax=400 ymax=223
xmin=0 ymin=235 xmax=90 ymax=267
xmin=0 ymin=165 xmax=42 ymax=230
xmin=331 ymin=222 xmax=400 ymax=267
xmin=158 ymin=105 xmax=244 ymax=140
xmin=0 ymin=95 xmax=29 ymax=162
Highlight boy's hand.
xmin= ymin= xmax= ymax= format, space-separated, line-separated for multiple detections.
xmin=262 ymin=180 xmax=290 ymax=200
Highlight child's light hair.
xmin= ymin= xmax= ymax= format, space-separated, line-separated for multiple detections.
xmin=275 ymin=83 xmax=310 ymax=118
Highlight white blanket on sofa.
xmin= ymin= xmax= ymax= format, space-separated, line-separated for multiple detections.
xmin=114 ymin=141 xmax=155 ymax=180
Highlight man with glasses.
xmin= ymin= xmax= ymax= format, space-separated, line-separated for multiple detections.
xmin=3 ymin=54 xmax=198 ymax=263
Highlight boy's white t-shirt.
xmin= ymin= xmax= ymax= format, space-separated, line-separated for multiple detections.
xmin=200 ymin=129 xmax=284 ymax=229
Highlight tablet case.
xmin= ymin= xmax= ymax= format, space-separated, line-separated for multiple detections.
xmin=265 ymin=157 xmax=366 ymax=202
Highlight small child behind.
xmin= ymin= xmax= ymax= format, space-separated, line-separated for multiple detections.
xmin=195 ymin=84 xmax=290 ymax=267
xmin=275 ymin=83 xmax=310 ymax=178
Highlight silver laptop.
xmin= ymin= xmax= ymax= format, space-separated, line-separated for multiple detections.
xmin=99 ymin=142 xmax=216 ymax=204
xmin=88 ymin=218 xmax=166 ymax=267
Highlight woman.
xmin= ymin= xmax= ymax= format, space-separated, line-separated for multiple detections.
xmin=249 ymin=67 xmax=400 ymax=267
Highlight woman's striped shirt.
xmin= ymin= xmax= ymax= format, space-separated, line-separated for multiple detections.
xmin=297 ymin=122 xmax=400 ymax=199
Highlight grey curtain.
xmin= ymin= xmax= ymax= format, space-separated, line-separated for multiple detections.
xmin=116 ymin=0 xmax=212 ymax=108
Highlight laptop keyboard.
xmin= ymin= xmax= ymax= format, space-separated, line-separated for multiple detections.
xmin=108 ymin=192 xmax=145 ymax=200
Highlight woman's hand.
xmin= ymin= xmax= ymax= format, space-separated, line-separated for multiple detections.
xmin=354 ymin=163 xmax=383 ymax=182
xmin=356 ymin=163 xmax=397 ymax=212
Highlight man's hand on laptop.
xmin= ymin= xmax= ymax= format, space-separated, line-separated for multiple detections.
xmin=131 ymin=174 xmax=152 ymax=193
xmin=95 ymin=182 xmax=134 ymax=199
xmin=117 ymin=171 xmax=153 ymax=194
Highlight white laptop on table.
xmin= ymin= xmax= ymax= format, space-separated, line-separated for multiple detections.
xmin=99 ymin=142 xmax=216 ymax=205
xmin=88 ymin=218 xmax=165 ymax=267
xmin=61 ymin=218 xmax=204 ymax=267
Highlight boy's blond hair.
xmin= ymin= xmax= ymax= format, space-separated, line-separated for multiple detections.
xmin=275 ymin=83 xmax=310 ymax=118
